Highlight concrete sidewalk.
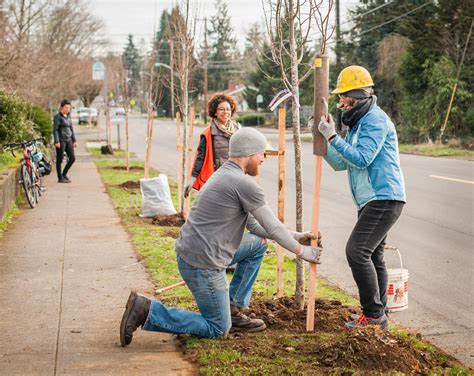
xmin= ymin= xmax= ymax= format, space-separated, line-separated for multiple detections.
xmin=0 ymin=130 xmax=195 ymax=375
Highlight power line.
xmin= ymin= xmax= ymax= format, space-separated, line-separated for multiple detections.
xmin=341 ymin=0 xmax=396 ymax=26
xmin=359 ymin=1 xmax=431 ymax=36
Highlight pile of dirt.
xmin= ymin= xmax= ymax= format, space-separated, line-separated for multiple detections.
xmin=118 ymin=180 xmax=141 ymax=190
xmin=152 ymin=213 xmax=185 ymax=227
xmin=112 ymin=166 xmax=143 ymax=171
xmin=229 ymin=297 xmax=455 ymax=373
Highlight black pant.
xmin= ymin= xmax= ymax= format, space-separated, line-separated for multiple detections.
xmin=346 ymin=200 xmax=404 ymax=318
xmin=56 ymin=140 xmax=76 ymax=179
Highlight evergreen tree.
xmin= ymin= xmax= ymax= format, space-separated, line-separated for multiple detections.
xmin=154 ymin=10 xmax=172 ymax=117
xmin=207 ymin=0 xmax=238 ymax=92
xmin=122 ymin=34 xmax=141 ymax=99
xmin=243 ymin=21 xmax=313 ymax=112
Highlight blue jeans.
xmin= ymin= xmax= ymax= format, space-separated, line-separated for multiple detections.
xmin=346 ymin=200 xmax=404 ymax=318
xmin=142 ymin=233 xmax=267 ymax=338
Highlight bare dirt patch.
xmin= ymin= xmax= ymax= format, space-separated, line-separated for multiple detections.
xmin=152 ymin=213 xmax=186 ymax=227
xmin=221 ymin=297 xmax=458 ymax=374
xmin=118 ymin=180 xmax=141 ymax=190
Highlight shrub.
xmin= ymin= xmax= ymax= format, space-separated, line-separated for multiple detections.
xmin=465 ymin=107 xmax=474 ymax=136
xmin=0 ymin=91 xmax=37 ymax=144
xmin=27 ymin=105 xmax=53 ymax=143
xmin=236 ymin=113 xmax=266 ymax=126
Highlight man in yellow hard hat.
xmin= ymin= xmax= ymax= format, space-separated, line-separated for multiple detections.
xmin=318 ymin=65 xmax=406 ymax=330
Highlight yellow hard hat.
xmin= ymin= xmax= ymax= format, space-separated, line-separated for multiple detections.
xmin=332 ymin=65 xmax=374 ymax=94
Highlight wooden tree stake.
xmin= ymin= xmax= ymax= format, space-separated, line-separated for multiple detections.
xmin=184 ymin=106 xmax=195 ymax=217
xmin=307 ymin=54 xmax=329 ymax=332
xmin=176 ymin=112 xmax=183 ymax=211
xmin=144 ymin=110 xmax=155 ymax=179
xmin=276 ymin=108 xmax=286 ymax=298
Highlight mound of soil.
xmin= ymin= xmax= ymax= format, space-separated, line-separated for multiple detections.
xmin=118 ymin=180 xmax=141 ymax=189
xmin=152 ymin=213 xmax=186 ymax=227
xmin=112 ymin=166 xmax=143 ymax=171
xmin=229 ymin=297 xmax=455 ymax=374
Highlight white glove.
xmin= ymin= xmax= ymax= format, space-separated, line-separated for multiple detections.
xmin=184 ymin=177 xmax=196 ymax=198
xmin=299 ymin=246 xmax=323 ymax=264
xmin=289 ymin=231 xmax=317 ymax=246
xmin=318 ymin=115 xmax=336 ymax=142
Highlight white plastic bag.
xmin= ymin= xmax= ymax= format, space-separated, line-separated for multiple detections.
xmin=140 ymin=174 xmax=177 ymax=217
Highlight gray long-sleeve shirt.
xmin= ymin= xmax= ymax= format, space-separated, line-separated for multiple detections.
xmin=176 ymin=161 xmax=299 ymax=270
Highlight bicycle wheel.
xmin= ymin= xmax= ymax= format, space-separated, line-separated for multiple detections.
xmin=31 ymin=164 xmax=40 ymax=203
xmin=21 ymin=163 xmax=36 ymax=208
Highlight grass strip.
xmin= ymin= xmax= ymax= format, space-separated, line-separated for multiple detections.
xmin=95 ymin=158 xmax=468 ymax=375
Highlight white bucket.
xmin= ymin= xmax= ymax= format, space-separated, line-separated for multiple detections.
xmin=385 ymin=246 xmax=409 ymax=312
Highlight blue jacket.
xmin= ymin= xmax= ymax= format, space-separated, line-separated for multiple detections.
xmin=324 ymin=105 xmax=406 ymax=209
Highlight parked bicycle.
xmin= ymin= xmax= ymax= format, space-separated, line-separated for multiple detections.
xmin=1 ymin=139 xmax=51 ymax=208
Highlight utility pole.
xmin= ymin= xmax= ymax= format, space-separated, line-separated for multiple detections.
xmin=203 ymin=17 xmax=209 ymax=124
xmin=169 ymin=39 xmax=175 ymax=120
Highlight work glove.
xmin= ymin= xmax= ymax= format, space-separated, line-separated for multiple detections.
xmin=318 ymin=115 xmax=336 ymax=142
xmin=184 ymin=177 xmax=196 ymax=198
xmin=289 ymin=231 xmax=317 ymax=246
xmin=299 ymin=245 xmax=323 ymax=264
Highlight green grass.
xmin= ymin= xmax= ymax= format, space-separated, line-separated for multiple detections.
xmin=94 ymin=156 xmax=468 ymax=375
xmin=0 ymin=152 xmax=20 ymax=170
xmin=87 ymin=147 xmax=136 ymax=158
xmin=398 ymin=143 xmax=474 ymax=157
xmin=0 ymin=200 xmax=19 ymax=238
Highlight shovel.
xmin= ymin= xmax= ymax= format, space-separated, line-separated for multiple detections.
xmin=155 ymin=280 xmax=186 ymax=294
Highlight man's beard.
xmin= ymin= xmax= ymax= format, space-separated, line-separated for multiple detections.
xmin=246 ymin=161 xmax=260 ymax=176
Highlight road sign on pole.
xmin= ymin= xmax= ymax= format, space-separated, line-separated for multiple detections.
xmin=92 ymin=62 xmax=105 ymax=81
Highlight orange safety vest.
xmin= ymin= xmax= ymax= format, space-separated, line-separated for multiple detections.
xmin=191 ymin=126 xmax=215 ymax=191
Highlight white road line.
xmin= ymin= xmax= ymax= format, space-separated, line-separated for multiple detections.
xmin=429 ymin=175 xmax=474 ymax=185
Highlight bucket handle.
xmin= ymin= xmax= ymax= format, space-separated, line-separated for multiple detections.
xmin=384 ymin=245 xmax=403 ymax=269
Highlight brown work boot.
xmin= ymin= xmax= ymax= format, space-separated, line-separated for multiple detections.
xmin=230 ymin=311 xmax=266 ymax=333
xmin=120 ymin=291 xmax=151 ymax=347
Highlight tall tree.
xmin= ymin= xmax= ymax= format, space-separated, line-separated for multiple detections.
xmin=207 ymin=0 xmax=238 ymax=91
xmin=122 ymin=34 xmax=141 ymax=100
xmin=154 ymin=10 xmax=173 ymax=117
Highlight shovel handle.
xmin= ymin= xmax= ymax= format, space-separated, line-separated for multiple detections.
xmin=156 ymin=280 xmax=187 ymax=294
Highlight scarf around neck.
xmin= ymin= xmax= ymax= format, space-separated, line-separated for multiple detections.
xmin=342 ymin=95 xmax=376 ymax=128
xmin=213 ymin=118 xmax=239 ymax=138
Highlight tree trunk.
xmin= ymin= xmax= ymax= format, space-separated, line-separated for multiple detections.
xmin=287 ymin=0 xmax=305 ymax=309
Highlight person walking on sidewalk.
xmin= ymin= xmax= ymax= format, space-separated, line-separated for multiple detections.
xmin=120 ymin=128 xmax=322 ymax=344
xmin=53 ymin=99 xmax=77 ymax=183
xmin=184 ymin=92 xmax=240 ymax=198
xmin=318 ymin=65 xmax=406 ymax=330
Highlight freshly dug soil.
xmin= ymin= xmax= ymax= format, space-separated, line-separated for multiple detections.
xmin=152 ymin=213 xmax=186 ymax=227
xmin=223 ymin=297 xmax=457 ymax=374
xmin=118 ymin=180 xmax=140 ymax=189
xmin=112 ymin=166 xmax=143 ymax=171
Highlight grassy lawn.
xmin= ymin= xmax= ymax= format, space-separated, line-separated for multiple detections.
xmin=398 ymin=143 xmax=474 ymax=158
xmin=86 ymin=147 xmax=136 ymax=159
xmin=95 ymin=157 xmax=468 ymax=375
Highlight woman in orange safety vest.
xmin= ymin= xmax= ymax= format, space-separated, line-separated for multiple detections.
xmin=184 ymin=93 xmax=241 ymax=197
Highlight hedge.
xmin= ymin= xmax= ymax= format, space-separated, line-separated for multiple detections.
xmin=0 ymin=91 xmax=52 ymax=144
xmin=236 ymin=113 xmax=267 ymax=126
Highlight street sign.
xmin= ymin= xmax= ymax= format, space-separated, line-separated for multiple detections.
xmin=92 ymin=62 xmax=105 ymax=81
xmin=256 ymin=94 xmax=263 ymax=104
xmin=129 ymin=99 xmax=136 ymax=105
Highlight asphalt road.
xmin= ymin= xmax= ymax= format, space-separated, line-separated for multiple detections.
xmin=103 ymin=114 xmax=473 ymax=367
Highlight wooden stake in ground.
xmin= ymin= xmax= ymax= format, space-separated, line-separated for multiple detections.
xmin=184 ymin=106 xmax=195 ymax=217
xmin=307 ymin=54 xmax=329 ymax=332
xmin=144 ymin=109 xmax=155 ymax=179
xmin=276 ymin=108 xmax=286 ymax=298
xmin=176 ymin=112 xmax=183 ymax=211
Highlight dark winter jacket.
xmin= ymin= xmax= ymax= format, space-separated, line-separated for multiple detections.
xmin=53 ymin=112 xmax=76 ymax=144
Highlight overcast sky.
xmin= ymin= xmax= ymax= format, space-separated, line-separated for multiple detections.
xmin=92 ymin=0 xmax=358 ymax=54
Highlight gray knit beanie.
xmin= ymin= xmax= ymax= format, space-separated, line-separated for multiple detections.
xmin=229 ymin=127 xmax=267 ymax=157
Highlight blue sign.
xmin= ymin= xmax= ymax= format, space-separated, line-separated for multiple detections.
xmin=92 ymin=62 xmax=105 ymax=80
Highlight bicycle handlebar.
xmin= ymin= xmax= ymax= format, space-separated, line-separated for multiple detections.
xmin=1 ymin=138 xmax=44 ymax=152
